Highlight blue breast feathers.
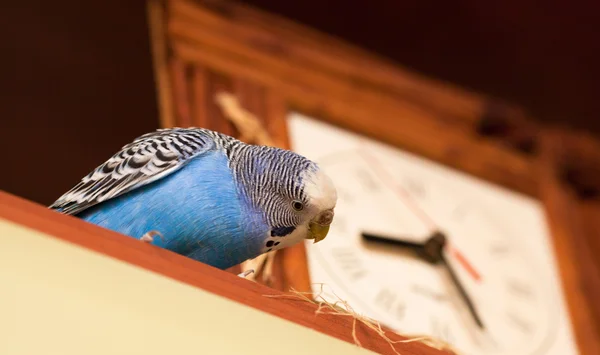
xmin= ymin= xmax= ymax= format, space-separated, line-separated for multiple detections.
xmin=76 ymin=150 xmax=268 ymax=269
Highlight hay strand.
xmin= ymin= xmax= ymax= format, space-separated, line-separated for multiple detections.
xmin=264 ymin=283 xmax=462 ymax=355
xmin=214 ymin=91 xmax=276 ymax=146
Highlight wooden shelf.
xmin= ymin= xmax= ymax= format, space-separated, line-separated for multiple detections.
xmin=0 ymin=190 xmax=454 ymax=355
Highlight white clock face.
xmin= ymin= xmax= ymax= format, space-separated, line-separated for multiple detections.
xmin=286 ymin=112 xmax=579 ymax=355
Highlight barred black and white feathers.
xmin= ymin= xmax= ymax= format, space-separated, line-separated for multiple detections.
xmin=50 ymin=128 xmax=235 ymax=215
xmin=50 ymin=126 xmax=338 ymax=259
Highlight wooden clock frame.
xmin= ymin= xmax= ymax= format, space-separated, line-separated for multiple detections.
xmin=147 ymin=0 xmax=600 ymax=353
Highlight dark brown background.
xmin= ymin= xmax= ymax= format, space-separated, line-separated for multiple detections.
xmin=244 ymin=0 xmax=600 ymax=134
xmin=1 ymin=0 xmax=599 ymax=205
xmin=1 ymin=1 xmax=159 ymax=204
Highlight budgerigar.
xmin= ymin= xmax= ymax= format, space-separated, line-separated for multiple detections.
xmin=49 ymin=127 xmax=337 ymax=271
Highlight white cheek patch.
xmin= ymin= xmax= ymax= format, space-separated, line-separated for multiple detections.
xmin=257 ymin=168 xmax=338 ymax=254
xmin=301 ymin=168 xmax=338 ymax=211
xmin=260 ymin=226 xmax=308 ymax=253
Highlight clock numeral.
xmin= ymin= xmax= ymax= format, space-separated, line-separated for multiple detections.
xmin=411 ymin=284 xmax=448 ymax=304
xmin=430 ymin=318 xmax=454 ymax=345
xmin=506 ymin=310 xmax=533 ymax=335
xmin=506 ymin=279 xmax=533 ymax=300
xmin=401 ymin=176 xmax=427 ymax=199
xmin=331 ymin=248 xmax=368 ymax=281
xmin=489 ymin=243 xmax=511 ymax=258
xmin=374 ymin=288 xmax=406 ymax=321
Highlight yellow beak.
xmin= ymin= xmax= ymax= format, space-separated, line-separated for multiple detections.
xmin=308 ymin=222 xmax=330 ymax=243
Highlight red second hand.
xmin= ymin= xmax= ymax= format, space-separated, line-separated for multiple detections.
xmin=449 ymin=246 xmax=482 ymax=282
xmin=358 ymin=147 xmax=482 ymax=283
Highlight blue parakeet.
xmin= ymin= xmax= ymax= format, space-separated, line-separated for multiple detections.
xmin=49 ymin=127 xmax=337 ymax=271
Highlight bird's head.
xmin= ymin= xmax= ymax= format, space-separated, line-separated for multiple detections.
xmin=296 ymin=167 xmax=337 ymax=243
xmin=234 ymin=145 xmax=337 ymax=248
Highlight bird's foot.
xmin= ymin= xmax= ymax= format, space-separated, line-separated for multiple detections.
xmin=140 ymin=230 xmax=164 ymax=244
xmin=261 ymin=251 xmax=276 ymax=284
xmin=238 ymin=252 xmax=277 ymax=284
xmin=238 ymin=269 xmax=255 ymax=278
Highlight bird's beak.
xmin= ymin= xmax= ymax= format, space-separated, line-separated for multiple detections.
xmin=308 ymin=223 xmax=330 ymax=243
xmin=307 ymin=209 xmax=334 ymax=243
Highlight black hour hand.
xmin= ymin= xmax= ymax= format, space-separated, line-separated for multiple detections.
xmin=361 ymin=232 xmax=424 ymax=250
xmin=361 ymin=230 xmax=446 ymax=264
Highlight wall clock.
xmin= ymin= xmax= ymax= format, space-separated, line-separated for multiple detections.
xmin=286 ymin=112 xmax=577 ymax=355
xmin=148 ymin=0 xmax=600 ymax=353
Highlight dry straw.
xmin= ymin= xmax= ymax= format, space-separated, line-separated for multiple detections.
xmin=264 ymin=283 xmax=460 ymax=355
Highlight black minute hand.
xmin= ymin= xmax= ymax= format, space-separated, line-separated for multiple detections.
xmin=361 ymin=230 xmax=485 ymax=330
xmin=439 ymin=249 xmax=485 ymax=329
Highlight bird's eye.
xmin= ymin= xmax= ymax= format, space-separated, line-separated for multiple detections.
xmin=292 ymin=200 xmax=304 ymax=211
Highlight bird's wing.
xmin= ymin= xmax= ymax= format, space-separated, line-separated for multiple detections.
xmin=50 ymin=127 xmax=231 ymax=216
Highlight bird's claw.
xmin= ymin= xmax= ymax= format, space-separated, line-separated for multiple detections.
xmin=238 ymin=269 xmax=255 ymax=278
xmin=140 ymin=230 xmax=164 ymax=244
xmin=239 ymin=252 xmax=277 ymax=284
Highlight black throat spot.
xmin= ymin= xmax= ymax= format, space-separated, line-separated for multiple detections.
xmin=271 ymin=226 xmax=296 ymax=237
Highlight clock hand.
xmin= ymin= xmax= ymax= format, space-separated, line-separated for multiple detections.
xmin=360 ymin=230 xmax=448 ymax=264
xmin=361 ymin=232 xmax=425 ymax=251
xmin=363 ymin=230 xmax=486 ymax=329
xmin=363 ymin=232 xmax=482 ymax=281
xmin=432 ymin=232 xmax=486 ymax=330
xmin=357 ymin=148 xmax=482 ymax=282
xmin=448 ymin=245 xmax=482 ymax=282
xmin=440 ymin=252 xmax=485 ymax=329
xmin=358 ymin=148 xmax=485 ymax=328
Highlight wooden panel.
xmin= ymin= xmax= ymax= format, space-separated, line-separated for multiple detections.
xmin=169 ymin=57 xmax=193 ymax=127
xmin=207 ymin=71 xmax=238 ymax=135
xmin=185 ymin=63 xmax=239 ymax=138
xmin=538 ymin=130 xmax=600 ymax=355
xmin=183 ymin=0 xmax=531 ymax=131
xmin=185 ymin=0 xmax=541 ymax=153
xmin=264 ymin=89 xmax=291 ymax=149
xmin=190 ymin=64 xmax=210 ymax=127
xmin=581 ymin=202 xmax=600 ymax=257
xmin=578 ymin=200 xmax=600 ymax=324
xmin=559 ymin=130 xmax=600 ymax=199
xmin=552 ymin=129 xmax=600 ymax=329
xmin=147 ymin=0 xmax=175 ymax=128
xmin=0 ymin=190 xmax=455 ymax=355
xmin=559 ymin=130 xmax=600 ymax=341
xmin=167 ymin=16 xmax=443 ymax=126
xmin=233 ymin=79 xmax=265 ymax=120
